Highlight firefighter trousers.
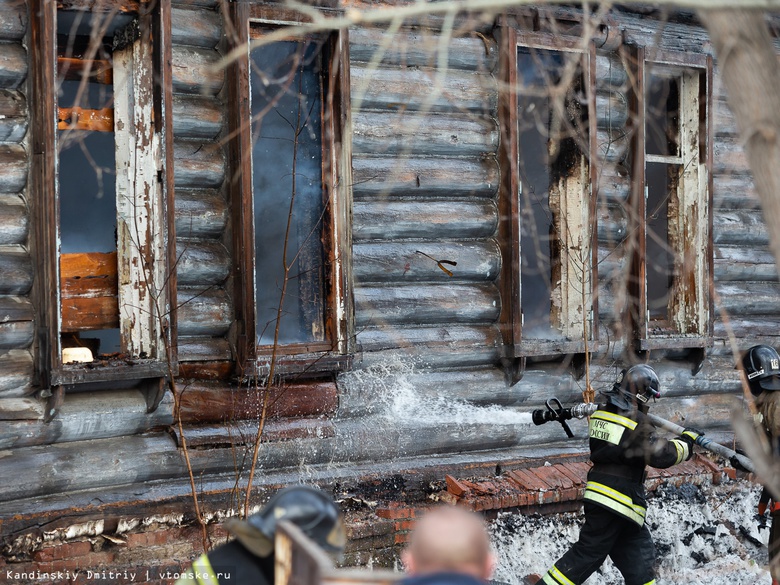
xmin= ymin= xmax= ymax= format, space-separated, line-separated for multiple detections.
xmin=542 ymin=502 xmax=656 ymax=585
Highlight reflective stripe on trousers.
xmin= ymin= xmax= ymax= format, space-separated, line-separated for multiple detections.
xmin=583 ymin=481 xmax=646 ymax=525
xmin=542 ymin=565 xmax=655 ymax=585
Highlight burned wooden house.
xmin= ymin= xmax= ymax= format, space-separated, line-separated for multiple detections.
xmin=0 ymin=0 xmax=776 ymax=578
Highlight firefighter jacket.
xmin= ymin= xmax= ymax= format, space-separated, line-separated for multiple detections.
xmin=584 ymin=403 xmax=692 ymax=526
xmin=174 ymin=540 xmax=274 ymax=585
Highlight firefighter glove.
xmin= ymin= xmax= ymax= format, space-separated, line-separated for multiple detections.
xmin=682 ymin=427 xmax=704 ymax=442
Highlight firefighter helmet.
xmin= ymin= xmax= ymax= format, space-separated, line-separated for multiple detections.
xmin=225 ymin=485 xmax=346 ymax=558
xmin=604 ymin=364 xmax=661 ymax=410
xmin=740 ymin=345 xmax=780 ymax=396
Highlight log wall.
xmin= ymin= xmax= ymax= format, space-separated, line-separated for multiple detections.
xmin=1 ymin=4 xmax=779 ymax=558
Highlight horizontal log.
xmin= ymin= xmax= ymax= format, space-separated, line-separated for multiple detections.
xmin=172 ymin=95 xmax=224 ymax=141
xmin=352 ymin=111 xmax=498 ymax=157
xmin=349 ymin=27 xmax=498 ymax=72
xmin=713 ymin=97 xmax=737 ymax=137
xmin=0 ymin=246 xmax=31 ymax=295
xmin=0 ymin=390 xmax=174 ymax=449
xmin=177 ymin=286 xmax=233 ymax=336
xmin=176 ymin=239 xmax=230 ymax=286
xmin=171 ymin=5 xmax=222 ymax=49
xmin=173 ymin=141 xmax=225 ymax=189
xmin=0 ymin=42 xmax=26 ymax=90
xmin=351 ymin=64 xmax=496 ymax=114
xmin=0 ymin=0 xmax=27 ymax=41
xmin=0 ymin=349 xmax=33 ymax=397
xmin=593 ymin=162 xmax=630 ymax=203
xmin=175 ymin=189 xmax=228 ymax=238
xmin=713 ymin=175 xmax=760 ymax=210
xmin=0 ymin=143 xmax=28 ymax=193
xmin=595 ymin=53 xmax=627 ymax=89
xmin=353 ymin=198 xmax=498 ymax=241
xmin=595 ymin=90 xmax=629 ymax=131
xmin=713 ymin=135 xmax=749 ymax=175
xmin=714 ymin=245 xmax=777 ymax=282
xmin=171 ymin=45 xmax=224 ymax=96
xmin=0 ymin=397 xmax=43 ymax=420
xmin=177 ymin=336 xmax=233 ymax=362
xmin=0 ymin=194 xmax=27 ymax=245
xmin=352 ymin=156 xmax=499 ymax=199
xmin=714 ymin=318 xmax=780 ymax=341
xmin=354 ymin=324 xmax=502 ymax=372
xmin=0 ymin=89 xmax=27 ymax=142
xmin=178 ymin=380 xmax=338 ymax=423
xmin=0 ymin=295 xmax=33 ymax=350
xmin=171 ymin=418 xmax=337 ymax=448
xmin=353 ymin=240 xmax=501 ymax=283
xmin=596 ymin=202 xmax=628 ymax=245
xmin=713 ymin=209 xmax=768 ymax=246
xmin=595 ymin=128 xmax=629 ymax=164
xmin=354 ymin=282 xmax=501 ymax=326
xmin=715 ymin=282 xmax=780 ymax=316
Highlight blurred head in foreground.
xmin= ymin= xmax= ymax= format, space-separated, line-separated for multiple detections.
xmin=401 ymin=505 xmax=494 ymax=582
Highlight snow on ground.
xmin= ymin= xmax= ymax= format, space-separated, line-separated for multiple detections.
xmin=489 ymin=480 xmax=771 ymax=584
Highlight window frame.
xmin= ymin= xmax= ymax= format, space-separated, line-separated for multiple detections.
xmin=629 ymin=47 xmax=713 ymax=351
xmin=30 ymin=1 xmax=176 ymax=400
xmin=227 ymin=3 xmax=354 ymax=379
xmin=497 ymin=26 xmax=599 ymax=359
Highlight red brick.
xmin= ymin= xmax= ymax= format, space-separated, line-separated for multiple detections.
xmin=376 ymin=507 xmax=414 ymax=520
xmin=33 ymin=540 xmax=92 ymax=562
xmin=507 ymin=469 xmax=547 ymax=491
xmin=724 ymin=467 xmax=737 ymax=480
xmin=394 ymin=520 xmax=416 ymax=532
xmin=395 ymin=532 xmax=410 ymax=545
xmin=558 ymin=463 xmax=587 ymax=486
xmin=446 ymin=474 xmax=471 ymax=497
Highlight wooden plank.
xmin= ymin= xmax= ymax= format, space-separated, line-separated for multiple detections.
xmin=57 ymin=0 xmax=146 ymax=12
xmin=713 ymin=209 xmax=769 ymax=246
xmin=58 ymin=107 xmax=114 ymax=132
xmin=60 ymin=251 xmax=118 ymax=298
xmin=57 ymin=57 xmax=112 ymax=84
xmin=60 ymin=296 xmax=119 ymax=332
xmin=178 ymin=380 xmax=338 ymax=423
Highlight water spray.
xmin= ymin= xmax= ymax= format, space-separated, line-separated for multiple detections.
xmin=532 ymin=398 xmax=755 ymax=473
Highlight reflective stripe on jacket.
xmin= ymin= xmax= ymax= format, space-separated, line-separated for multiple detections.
xmin=585 ymin=403 xmax=692 ymax=526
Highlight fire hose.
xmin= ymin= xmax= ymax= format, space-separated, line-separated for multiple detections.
xmin=531 ymin=398 xmax=755 ymax=473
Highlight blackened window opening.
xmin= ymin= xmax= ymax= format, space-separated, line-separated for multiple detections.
xmin=250 ymin=39 xmax=327 ymax=347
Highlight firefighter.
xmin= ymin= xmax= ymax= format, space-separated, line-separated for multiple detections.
xmin=740 ymin=344 xmax=780 ymax=585
xmin=174 ymin=485 xmax=346 ymax=585
xmin=540 ymin=364 xmax=702 ymax=585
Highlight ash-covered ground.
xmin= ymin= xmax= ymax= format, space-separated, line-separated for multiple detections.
xmin=490 ymin=480 xmax=770 ymax=584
